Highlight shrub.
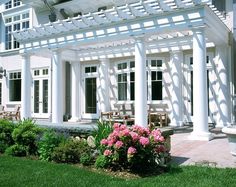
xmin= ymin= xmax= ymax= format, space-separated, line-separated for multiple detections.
xmin=11 ymin=119 xmax=43 ymax=156
xmin=92 ymin=121 xmax=113 ymax=150
xmin=98 ymin=124 xmax=169 ymax=171
xmin=0 ymin=119 xmax=15 ymax=153
xmin=5 ymin=144 xmax=28 ymax=157
xmin=80 ymin=152 xmax=93 ymax=166
xmin=38 ymin=130 xmax=66 ymax=161
xmin=51 ymin=138 xmax=90 ymax=164
xmin=95 ymin=155 xmax=109 ymax=168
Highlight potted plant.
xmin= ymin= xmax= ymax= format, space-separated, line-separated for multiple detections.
xmin=222 ymin=123 xmax=236 ymax=159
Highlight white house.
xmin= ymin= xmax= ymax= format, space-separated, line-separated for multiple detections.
xmin=0 ymin=0 xmax=235 ymax=140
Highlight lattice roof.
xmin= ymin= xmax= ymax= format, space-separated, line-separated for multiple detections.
xmin=13 ymin=0 xmax=226 ymax=42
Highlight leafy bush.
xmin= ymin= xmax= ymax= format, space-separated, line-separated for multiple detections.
xmin=0 ymin=119 xmax=16 ymax=153
xmin=98 ymin=124 xmax=169 ymax=171
xmin=5 ymin=144 xmax=28 ymax=157
xmin=95 ymin=155 xmax=109 ymax=168
xmin=92 ymin=121 xmax=113 ymax=150
xmin=38 ymin=130 xmax=66 ymax=161
xmin=80 ymin=152 xmax=93 ymax=166
xmin=51 ymin=138 xmax=90 ymax=164
xmin=11 ymin=119 xmax=43 ymax=155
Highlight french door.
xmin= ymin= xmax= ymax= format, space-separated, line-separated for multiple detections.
xmin=82 ymin=65 xmax=99 ymax=119
xmin=33 ymin=79 xmax=49 ymax=118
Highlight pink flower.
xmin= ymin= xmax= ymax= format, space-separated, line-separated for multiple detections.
xmin=114 ymin=141 xmax=123 ymax=149
xmin=139 ymin=136 xmax=150 ymax=147
xmin=119 ymin=129 xmax=130 ymax=137
xmin=113 ymin=123 xmax=120 ymax=130
xmin=107 ymin=139 xmax=115 ymax=147
xmin=127 ymin=147 xmax=137 ymax=155
xmin=151 ymin=129 xmax=161 ymax=136
xmin=100 ymin=139 xmax=108 ymax=145
xmin=103 ymin=149 xmax=112 ymax=156
xmin=120 ymin=124 xmax=127 ymax=131
xmin=129 ymin=131 xmax=139 ymax=141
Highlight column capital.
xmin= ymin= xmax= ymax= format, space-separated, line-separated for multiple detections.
xmin=169 ymin=50 xmax=183 ymax=55
xmin=50 ymin=48 xmax=63 ymax=55
xmin=192 ymin=26 xmax=206 ymax=33
xmin=133 ymin=34 xmax=146 ymax=43
xmin=20 ymin=52 xmax=30 ymax=58
xmin=99 ymin=57 xmax=109 ymax=64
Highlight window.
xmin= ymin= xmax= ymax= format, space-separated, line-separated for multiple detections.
xmin=5 ymin=0 xmax=21 ymax=10
xmin=5 ymin=1 xmax=12 ymax=9
xmin=118 ymin=73 xmax=127 ymax=100
xmin=116 ymin=59 xmax=163 ymax=102
xmin=4 ymin=11 xmax=30 ymax=50
xmin=117 ymin=61 xmax=134 ymax=101
xmin=9 ymin=72 xmax=21 ymax=101
xmin=13 ymin=0 xmax=21 ymax=7
xmin=151 ymin=71 xmax=162 ymax=100
xmin=85 ymin=66 xmax=97 ymax=73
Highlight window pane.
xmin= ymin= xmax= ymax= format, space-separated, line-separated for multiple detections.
xmin=157 ymin=72 xmax=162 ymax=80
xmin=130 ymin=61 xmax=135 ymax=68
xmin=9 ymin=79 xmax=21 ymax=101
xmin=91 ymin=66 xmax=97 ymax=73
xmin=118 ymin=73 xmax=127 ymax=100
xmin=152 ymin=81 xmax=162 ymax=100
xmin=130 ymin=72 xmax=135 ymax=81
xmin=151 ymin=60 xmax=156 ymax=67
xmin=157 ymin=60 xmax=162 ymax=67
xmin=118 ymin=83 xmax=127 ymax=100
xmin=118 ymin=63 xmax=127 ymax=70
xmin=85 ymin=67 xmax=90 ymax=73
xmin=130 ymin=82 xmax=135 ymax=100
xmin=151 ymin=71 xmax=156 ymax=80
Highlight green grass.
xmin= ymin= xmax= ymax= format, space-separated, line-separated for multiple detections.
xmin=1 ymin=155 xmax=236 ymax=187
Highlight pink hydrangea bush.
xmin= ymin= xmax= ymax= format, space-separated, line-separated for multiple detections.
xmin=98 ymin=123 xmax=169 ymax=170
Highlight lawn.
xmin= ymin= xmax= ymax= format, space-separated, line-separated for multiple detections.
xmin=1 ymin=155 xmax=236 ymax=187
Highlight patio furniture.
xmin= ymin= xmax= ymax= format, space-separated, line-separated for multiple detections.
xmin=3 ymin=105 xmax=21 ymax=120
xmin=0 ymin=105 xmax=5 ymax=118
xmin=148 ymin=104 xmax=169 ymax=127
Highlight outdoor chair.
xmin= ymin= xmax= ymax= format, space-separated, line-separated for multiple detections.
xmin=0 ymin=105 xmax=5 ymax=118
xmin=3 ymin=105 xmax=21 ymax=120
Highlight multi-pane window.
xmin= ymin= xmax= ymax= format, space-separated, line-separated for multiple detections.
xmin=118 ymin=73 xmax=127 ymax=100
xmin=117 ymin=61 xmax=135 ymax=101
xmin=9 ymin=72 xmax=21 ymax=102
xmin=117 ymin=59 xmax=163 ymax=102
xmin=85 ymin=66 xmax=97 ymax=73
xmin=4 ymin=11 xmax=30 ymax=50
xmin=5 ymin=0 xmax=21 ymax=10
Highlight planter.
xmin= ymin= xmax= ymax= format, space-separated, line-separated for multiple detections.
xmin=222 ymin=126 xmax=236 ymax=157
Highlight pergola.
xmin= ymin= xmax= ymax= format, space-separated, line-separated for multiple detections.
xmin=14 ymin=0 xmax=230 ymax=140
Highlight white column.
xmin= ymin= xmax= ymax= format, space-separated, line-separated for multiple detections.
xmin=98 ymin=58 xmax=110 ymax=113
xmin=21 ymin=53 xmax=31 ymax=119
xmin=189 ymin=28 xmax=213 ymax=141
xmin=215 ymin=45 xmax=231 ymax=127
xmin=51 ymin=49 xmax=63 ymax=124
xmin=69 ymin=61 xmax=81 ymax=122
xmin=169 ymin=51 xmax=183 ymax=127
xmin=135 ymin=37 xmax=147 ymax=127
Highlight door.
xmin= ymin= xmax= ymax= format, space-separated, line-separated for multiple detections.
xmin=84 ymin=77 xmax=98 ymax=118
xmin=33 ymin=79 xmax=49 ymax=118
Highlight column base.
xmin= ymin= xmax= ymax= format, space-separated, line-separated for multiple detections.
xmin=169 ymin=121 xmax=184 ymax=127
xmin=188 ymin=131 xmax=214 ymax=141
xmin=68 ymin=117 xmax=80 ymax=122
